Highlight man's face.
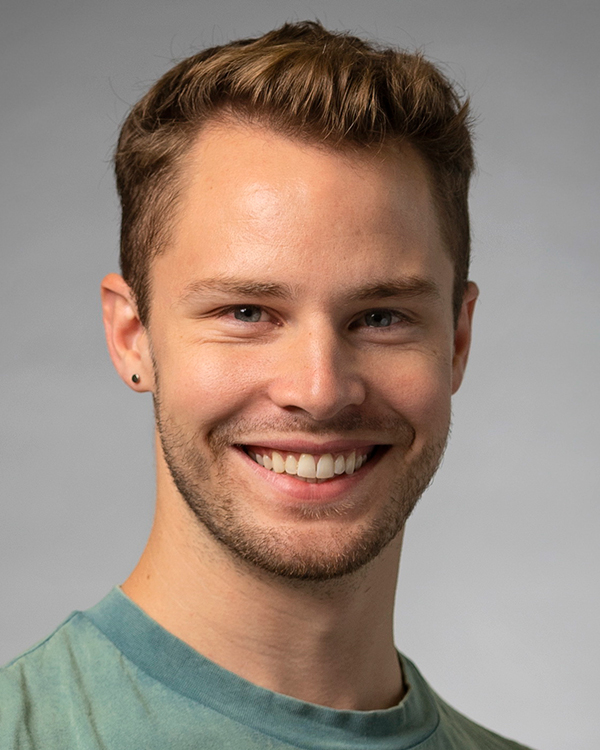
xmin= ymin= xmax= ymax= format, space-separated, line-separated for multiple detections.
xmin=143 ymin=122 xmax=471 ymax=581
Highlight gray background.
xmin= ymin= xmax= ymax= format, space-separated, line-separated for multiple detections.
xmin=1 ymin=1 xmax=598 ymax=748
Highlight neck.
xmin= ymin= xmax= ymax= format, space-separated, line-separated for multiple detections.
xmin=123 ymin=491 xmax=405 ymax=711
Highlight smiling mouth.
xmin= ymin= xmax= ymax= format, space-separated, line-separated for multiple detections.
xmin=239 ymin=445 xmax=383 ymax=483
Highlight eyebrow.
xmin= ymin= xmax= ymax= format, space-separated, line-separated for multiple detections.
xmin=179 ymin=275 xmax=441 ymax=304
xmin=180 ymin=278 xmax=297 ymax=303
xmin=347 ymin=278 xmax=441 ymax=302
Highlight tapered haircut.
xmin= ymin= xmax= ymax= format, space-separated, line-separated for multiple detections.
xmin=115 ymin=21 xmax=474 ymax=325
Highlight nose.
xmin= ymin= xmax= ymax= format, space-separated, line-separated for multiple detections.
xmin=266 ymin=322 xmax=367 ymax=420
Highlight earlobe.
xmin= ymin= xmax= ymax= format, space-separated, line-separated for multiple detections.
xmin=451 ymin=281 xmax=478 ymax=394
xmin=100 ymin=273 xmax=153 ymax=392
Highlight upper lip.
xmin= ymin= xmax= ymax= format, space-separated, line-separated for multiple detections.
xmin=236 ymin=439 xmax=383 ymax=454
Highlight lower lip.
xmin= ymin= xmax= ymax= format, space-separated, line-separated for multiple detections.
xmin=233 ymin=446 xmax=386 ymax=503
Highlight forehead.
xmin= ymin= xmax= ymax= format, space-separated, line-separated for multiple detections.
xmin=151 ymin=122 xmax=451 ymax=302
xmin=181 ymin=122 xmax=438 ymax=231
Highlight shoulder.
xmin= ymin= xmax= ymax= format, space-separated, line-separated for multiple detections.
xmin=0 ymin=611 xmax=125 ymax=749
xmin=399 ymin=655 xmax=536 ymax=750
xmin=432 ymin=691 xmax=535 ymax=750
xmin=1 ymin=608 xmax=116 ymax=685
xmin=1 ymin=610 xmax=81 ymax=685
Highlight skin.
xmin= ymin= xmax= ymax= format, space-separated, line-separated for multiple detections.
xmin=101 ymin=122 xmax=477 ymax=711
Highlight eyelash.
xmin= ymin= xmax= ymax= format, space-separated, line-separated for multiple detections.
xmin=218 ymin=305 xmax=413 ymax=329
xmin=219 ymin=305 xmax=274 ymax=324
xmin=350 ymin=309 xmax=411 ymax=329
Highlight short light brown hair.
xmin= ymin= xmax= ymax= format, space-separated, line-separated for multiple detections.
xmin=115 ymin=20 xmax=474 ymax=325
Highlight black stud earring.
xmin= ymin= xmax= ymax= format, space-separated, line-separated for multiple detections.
xmin=131 ymin=374 xmax=140 ymax=384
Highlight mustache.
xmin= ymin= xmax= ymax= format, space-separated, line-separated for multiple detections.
xmin=206 ymin=412 xmax=416 ymax=453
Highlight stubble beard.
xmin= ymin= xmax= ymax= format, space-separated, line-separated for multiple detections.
xmin=154 ymin=395 xmax=449 ymax=583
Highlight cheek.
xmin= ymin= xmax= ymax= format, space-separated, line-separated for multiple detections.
xmin=161 ymin=344 xmax=268 ymax=425
xmin=375 ymin=351 xmax=453 ymax=431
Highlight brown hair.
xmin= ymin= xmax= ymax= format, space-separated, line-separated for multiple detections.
xmin=115 ymin=20 xmax=474 ymax=325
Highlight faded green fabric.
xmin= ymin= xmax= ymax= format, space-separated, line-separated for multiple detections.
xmin=0 ymin=588 xmax=533 ymax=749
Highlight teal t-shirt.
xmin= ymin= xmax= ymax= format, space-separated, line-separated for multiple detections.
xmin=0 ymin=588 xmax=533 ymax=749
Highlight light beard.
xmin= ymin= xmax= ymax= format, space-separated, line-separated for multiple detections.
xmin=154 ymin=396 xmax=448 ymax=583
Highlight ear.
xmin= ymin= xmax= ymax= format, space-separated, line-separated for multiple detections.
xmin=451 ymin=281 xmax=478 ymax=394
xmin=101 ymin=273 xmax=154 ymax=392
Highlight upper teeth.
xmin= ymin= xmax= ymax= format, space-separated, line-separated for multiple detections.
xmin=247 ymin=449 xmax=370 ymax=481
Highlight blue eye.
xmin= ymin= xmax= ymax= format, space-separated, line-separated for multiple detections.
xmin=232 ymin=306 xmax=263 ymax=322
xmin=363 ymin=310 xmax=397 ymax=327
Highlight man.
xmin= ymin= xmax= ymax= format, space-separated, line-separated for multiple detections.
xmin=0 ymin=21 xmax=534 ymax=749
